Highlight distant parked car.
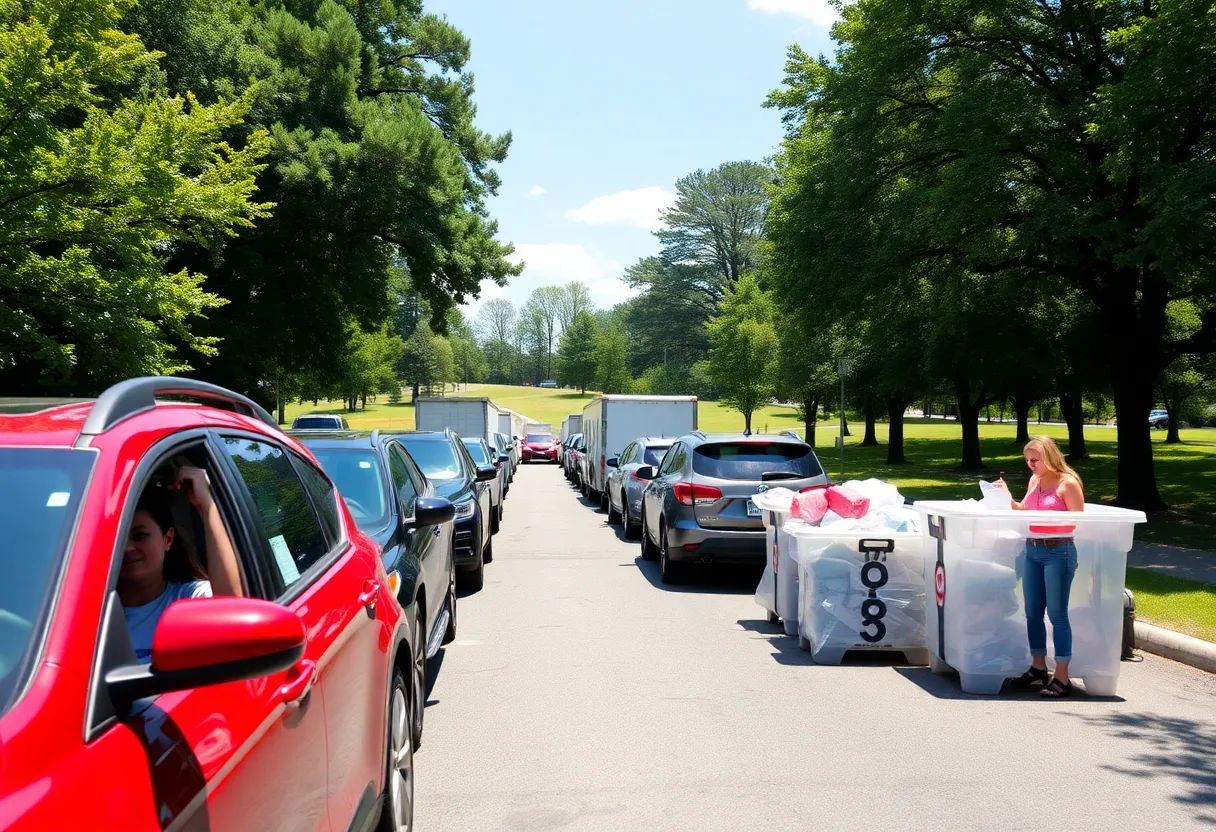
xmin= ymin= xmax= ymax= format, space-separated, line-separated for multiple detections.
xmin=604 ymin=437 xmax=676 ymax=539
xmin=291 ymin=413 xmax=350 ymax=430
xmin=1149 ymin=409 xmax=1170 ymax=429
xmin=491 ymin=431 xmax=515 ymax=488
xmin=522 ymin=431 xmax=559 ymax=463
xmin=564 ymin=434 xmax=584 ymax=481
xmin=462 ymin=436 xmax=506 ymax=533
xmin=539 ymin=380 xmax=558 ymax=388
xmin=638 ymin=432 xmax=830 ymax=584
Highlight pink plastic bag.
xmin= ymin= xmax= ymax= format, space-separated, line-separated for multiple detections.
xmin=790 ymin=489 xmax=829 ymax=524
xmin=826 ymin=485 xmax=870 ymax=519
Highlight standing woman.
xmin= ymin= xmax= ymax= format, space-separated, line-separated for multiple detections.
xmin=997 ymin=436 xmax=1085 ymax=698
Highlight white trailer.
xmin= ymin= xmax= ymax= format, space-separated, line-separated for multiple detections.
xmin=580 ymin=395 xmax=698 ymax=499
xmin=497 ymin=408 xmax=527 ymax=440
xmin=524 ymin=422 xmax=553 ymax=436
xmin=414 ymin=397 xmax=500 ymax=443
xmin=560 ymin=413 xmax=582 ymax=443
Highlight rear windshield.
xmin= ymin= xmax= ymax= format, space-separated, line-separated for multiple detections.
xmin=305 ymin=448 xmax=390 ymax=529
xmin=692 ymin=442 xmax=823 ymax=481
xmin=0 ymin=448 xmax=95 ymax=717
xmin=462 ymin=440 xmax=490 ymax=465
xmin=525 ymin=434 xmax=553 ymax=443
xmin=293 ymin=416 xmax=341 ymax=429
xmin=401 ymin=439 xmax=463 ymax=480
xmin=643 ymin=445 xmax=672 ymax=467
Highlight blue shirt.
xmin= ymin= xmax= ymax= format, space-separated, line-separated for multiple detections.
xmin=124 ymin=581 xmax=212 ymax=664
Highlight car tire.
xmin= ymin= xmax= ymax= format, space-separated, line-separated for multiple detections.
xmin=441 ymin=565 xmax=457 ymax=645
xmin=623 ymin=496 xmax=640 ymax=540
xmin=659 ymin=522 xmax=685 ymax=585
xmin=491 ymin=504 xmax=501 ymax=534
xmin=410 ymin=608 xmax=426 ymax=748
xmin=606 ymin=492 xmax=621 ymax=525
xmin=640 ymin=510 xmax=660 ymax=561
xmin=482 ymin=536 xmax=493 ymax=564
xmin=460 ymin=540 xmax=485 ymax=593
xmin=377 ymin=667 xmax=414 ymax=832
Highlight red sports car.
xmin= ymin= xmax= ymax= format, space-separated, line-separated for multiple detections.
xmin=521 ymin=433 xmax=559 ymax=463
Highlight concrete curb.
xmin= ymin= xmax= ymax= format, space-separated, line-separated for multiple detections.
xmin=1134 ymin=621 xmax=1216 ymax=674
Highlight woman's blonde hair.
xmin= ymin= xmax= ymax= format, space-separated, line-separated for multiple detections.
xmin=1024 ymin=435 xmax=1082 ymax=486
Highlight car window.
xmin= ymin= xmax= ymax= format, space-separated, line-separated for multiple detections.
xmin=525 ymin=434 xmax=553 ymax=443
xmin=0 ymin=448 xmax=94 ymax=718
xmin=658 ymin=444 xmax=680 ymax=475
xmin=692 ymin=442 xmax=825 ymax=480
xmin=618 ymin=443 xmax=632 ymax=465
xmin=463 ymin=440 xmax=490 ymax=466
xmin=454 ymin=439 xmax=481 ymax=475
xmin=387 ymin=444 xmax=420 ymax=519
xmin=224 ymin=438 xmax=330 ymax=592
xmin=643 ymin=444 xmax=672 ymax=467
xmin=292 ymin=416 xmax=339 ymax=429
xmin=291 ymin=453 xmax=341 ymax=543
xmin=307 ymin=447 xmax=390 ymax=530
xmin=401 ymin=438 xmax=462 ymax=480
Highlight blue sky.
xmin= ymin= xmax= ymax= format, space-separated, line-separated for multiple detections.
xmin=426 ymin=0 xmax=839 ymax=320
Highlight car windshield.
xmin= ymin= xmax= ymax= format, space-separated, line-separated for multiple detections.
xmin=643 ymin=445 xmax=672 ymax=467
xmin=526 ymin=434 xmax=553 ymax=444
xmin=0 ymin=448 xmax=95 ymax=717
xmin=293 ymin=416 xmax=340 ymax=429
xmin=463 ymin=441 xmax=490 ymax=465
xmin=692 ymin=442 xmax=824 ymax=481
xmin=401 ymin=439 xmax=463 ymax=480
xmin=305 ymin=448 xmax=390 ymax=529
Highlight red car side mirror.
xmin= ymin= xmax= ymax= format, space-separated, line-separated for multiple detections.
xmin=106 ymin=598 xmax=306 ymax=709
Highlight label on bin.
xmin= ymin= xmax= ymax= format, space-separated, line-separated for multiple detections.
xmin=934 ymin=562 xmax=946 ymax=608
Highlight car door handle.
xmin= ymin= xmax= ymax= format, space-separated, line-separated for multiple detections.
xmin=359 ymin=580 xmax=381 ymax=607
xmin=279 ymin=659 xmax=317 ymax=708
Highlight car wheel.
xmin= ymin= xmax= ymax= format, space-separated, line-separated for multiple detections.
xmin=623 ymin=494 xmax=640 ymax=540
xmin=460 ymin=538 xmax=485 ymax=593
xmin=491 ymin=504 xmax=501 ymax=534
xmin=410 ymin=608 xmax=426 ymax=747
xmin=606 ymin=491 xmax=621 ymax=525
xmin=482 ymin=535 xmax=493 ymax=564
xmin=377 ymin=667 xmax=414 ymax=832
xmin=442 ymin=565 xmax=457 ymax=645
xmin=640 ymin=510 xmax=660 ymax=561
xmin=659 ymin=522 xmax=685 ymax=585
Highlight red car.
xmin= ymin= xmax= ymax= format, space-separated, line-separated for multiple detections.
xmin=0 ymin=377 xmax=435 ymax=832
xmin=521 ymin=433 xmax=559 ymax=463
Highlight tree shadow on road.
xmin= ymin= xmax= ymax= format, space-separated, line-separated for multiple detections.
xmin=629 ymin=556 xmax=760 ymax=595
xmin=1069 ymin=711 xmax=1216 ymax=823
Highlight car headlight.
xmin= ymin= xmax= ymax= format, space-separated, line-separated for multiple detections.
xmin=453 ymin=501 xmax=475 ymax=518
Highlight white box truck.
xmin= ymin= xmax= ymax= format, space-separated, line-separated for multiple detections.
xmin=580 ymin=395 xmax=698 ymax=500
xmin=497 ymin=408 xmax=526 ymax=440
xmin=560 ymin=413 xmax=582 ymax=443
xmin=415 ymin=397 xmax=500 ymax=443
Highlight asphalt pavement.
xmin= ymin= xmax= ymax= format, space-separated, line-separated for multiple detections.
xmin=415 ymin=463 xmax=1216 ymax=832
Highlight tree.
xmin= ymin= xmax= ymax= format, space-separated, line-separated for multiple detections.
xmin=596 ymin=327 xmax=633 ymax=394
xmin=557 ymin=282 xmax=594 ymax=332
xmin=621 ymin=257 xmax=714 ymax=382
xmin=337 ymin=325 xmax=404 ymax=410
xmin=398 ymin=322 xmax=441 ymax=403
xmin=773 ymin=310 xmax=836 ymax=449
xmin=1159 ymin=355 xmax=1213 ymax=445
xmin=556 ymin=312 xmax=600 ymax=393
xmin=658 ymin=161 xmax=772 ymax=285
xmin=446 ymin=309 xmax=487 ymax=385
xmin=522 ymin=285 xmax=563 ymax=379
xmin=705 ymin=276 xmax=779 ymax=433
xmin=0 ymin=0 xmax=271 ymax=393
xmin=477 ymin=299 xmax=517 ymax=382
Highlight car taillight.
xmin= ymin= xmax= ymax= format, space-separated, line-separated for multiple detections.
xmin=673 ymin=482 xmax=722 ymax=506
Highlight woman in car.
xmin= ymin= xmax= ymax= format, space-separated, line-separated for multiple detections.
xmin=119 ymin=464 xmax=244 ymax=663
xmin=996 ymin=436 xmax=1085 ymax=698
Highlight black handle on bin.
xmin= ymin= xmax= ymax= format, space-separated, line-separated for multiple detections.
xmin=858 ymin=539 xmax=895 ymax=554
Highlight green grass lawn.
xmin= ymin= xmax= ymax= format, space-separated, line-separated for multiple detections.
xmin=1125 ymin=568 xmax=1216 ymax=643
xmin=284 ymin=386 xmax=1216 ymax=551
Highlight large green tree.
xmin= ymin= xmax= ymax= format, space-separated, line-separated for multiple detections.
xmin=595 ymin=326 xmax=633 ymax=395
xmin=556 ymin=312 xmax=600 ymax=393
xmin=705 ymin=275 xmax=778 ymax=433
xmin=0 ymin=0 xmax=270 ymax=393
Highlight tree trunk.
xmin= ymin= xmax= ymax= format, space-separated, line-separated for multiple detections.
xmin=360 ymin=392 xmax=367 ymax=410
xmin=954 ymin=378 xmax=986 ymax=470
xmin=886 ymin=397 xmax=909 ymax=465
xmin=1107 ymin=298 xmax=1168 ymax=509
xmin=1165 ymin=414 xmax=1181 ymax=445
xmin=804 ymin=396 xmax=818 ymax=448
xmin=861 ymin=402 xmax=879 ymax=447
xmin=1058 ymin=393 xmax=1090 ymax=460
xmin=841 ymin=413 xmax=851 ymax=437
xmin=1012 ymin=397 xmax=1032 ymax=445
xmin=743 ymin=410 xmax=753 ymax=434
xmin=411 ymin=381 xmax=420 ymax=405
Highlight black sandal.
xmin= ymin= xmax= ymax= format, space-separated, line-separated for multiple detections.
xmin=1040 ymin=678 xmax=1073 ymax=698
xmin=1009 ymin=666 xmax=1050 ymax=688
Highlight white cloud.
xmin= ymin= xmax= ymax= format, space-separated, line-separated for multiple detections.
xmin=463 ymin=243 xmax=628 ymax=317
xmin=747 ymin=0 xmax=839 ymax=27
xmin=525 ymin=184 xmax=547 ymax=198
xmin=566 ymin=186 xmax=677 ymax=231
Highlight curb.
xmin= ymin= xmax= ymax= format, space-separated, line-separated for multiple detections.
xmin=1134 ymin=621 xmax=1216 ymax=674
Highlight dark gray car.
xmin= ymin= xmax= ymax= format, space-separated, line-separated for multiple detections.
xmin=637 ymin=432 xmax=830 ymax=584
xmin=604 ymin=437 xmax=675 ymax=539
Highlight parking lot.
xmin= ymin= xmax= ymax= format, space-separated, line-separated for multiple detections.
xmin=417 ymin=462 xmax=1216 ymax=831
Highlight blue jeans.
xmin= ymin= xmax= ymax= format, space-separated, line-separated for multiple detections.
xmin=1022 ymin=541 xmax=1078 ymax=662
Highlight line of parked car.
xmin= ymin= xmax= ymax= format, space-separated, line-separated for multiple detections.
xmin=560 ymin=419 xmax=830 ymax=585
xmin=0 ymin=380 xmax=526 ymax=832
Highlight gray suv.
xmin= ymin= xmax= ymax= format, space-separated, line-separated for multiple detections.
xmin=637 ymin=432 xmax=830 ymax=584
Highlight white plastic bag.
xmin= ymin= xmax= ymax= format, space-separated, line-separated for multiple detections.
xmin=979 ymin=480 xmax=1013 ymax=510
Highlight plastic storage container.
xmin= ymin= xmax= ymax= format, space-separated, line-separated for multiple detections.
xmin=913 ymin=501 xmax=1146 ymax=696
xmin=789 ymin=524 xmax=930 ymax=665
xmin=751 ymin=490 xmax=805 ymax=635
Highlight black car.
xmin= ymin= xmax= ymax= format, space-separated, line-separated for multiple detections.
xmin=398 ymin=430 xmax=497 ymax=591
xmin=289 ymin=429 xmax=457 ymax=745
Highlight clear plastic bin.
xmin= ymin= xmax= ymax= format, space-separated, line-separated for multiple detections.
xmin=913 ymin=501 xmax=1146 ymax=696
xmin=751 ymin=490 xmax=805 ymax=636
xmin=789 ymin=524 xmax=930 ymax=665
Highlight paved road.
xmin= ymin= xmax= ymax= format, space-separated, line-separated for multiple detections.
xmin=1130 ymin=542 xmax=1216 ymax=586
xmin=416 ymin=464 xmax=1216 ymax=831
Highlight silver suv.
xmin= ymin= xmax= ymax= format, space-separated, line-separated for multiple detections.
xmin=637 ymin=431 xmax=830 ymax=584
